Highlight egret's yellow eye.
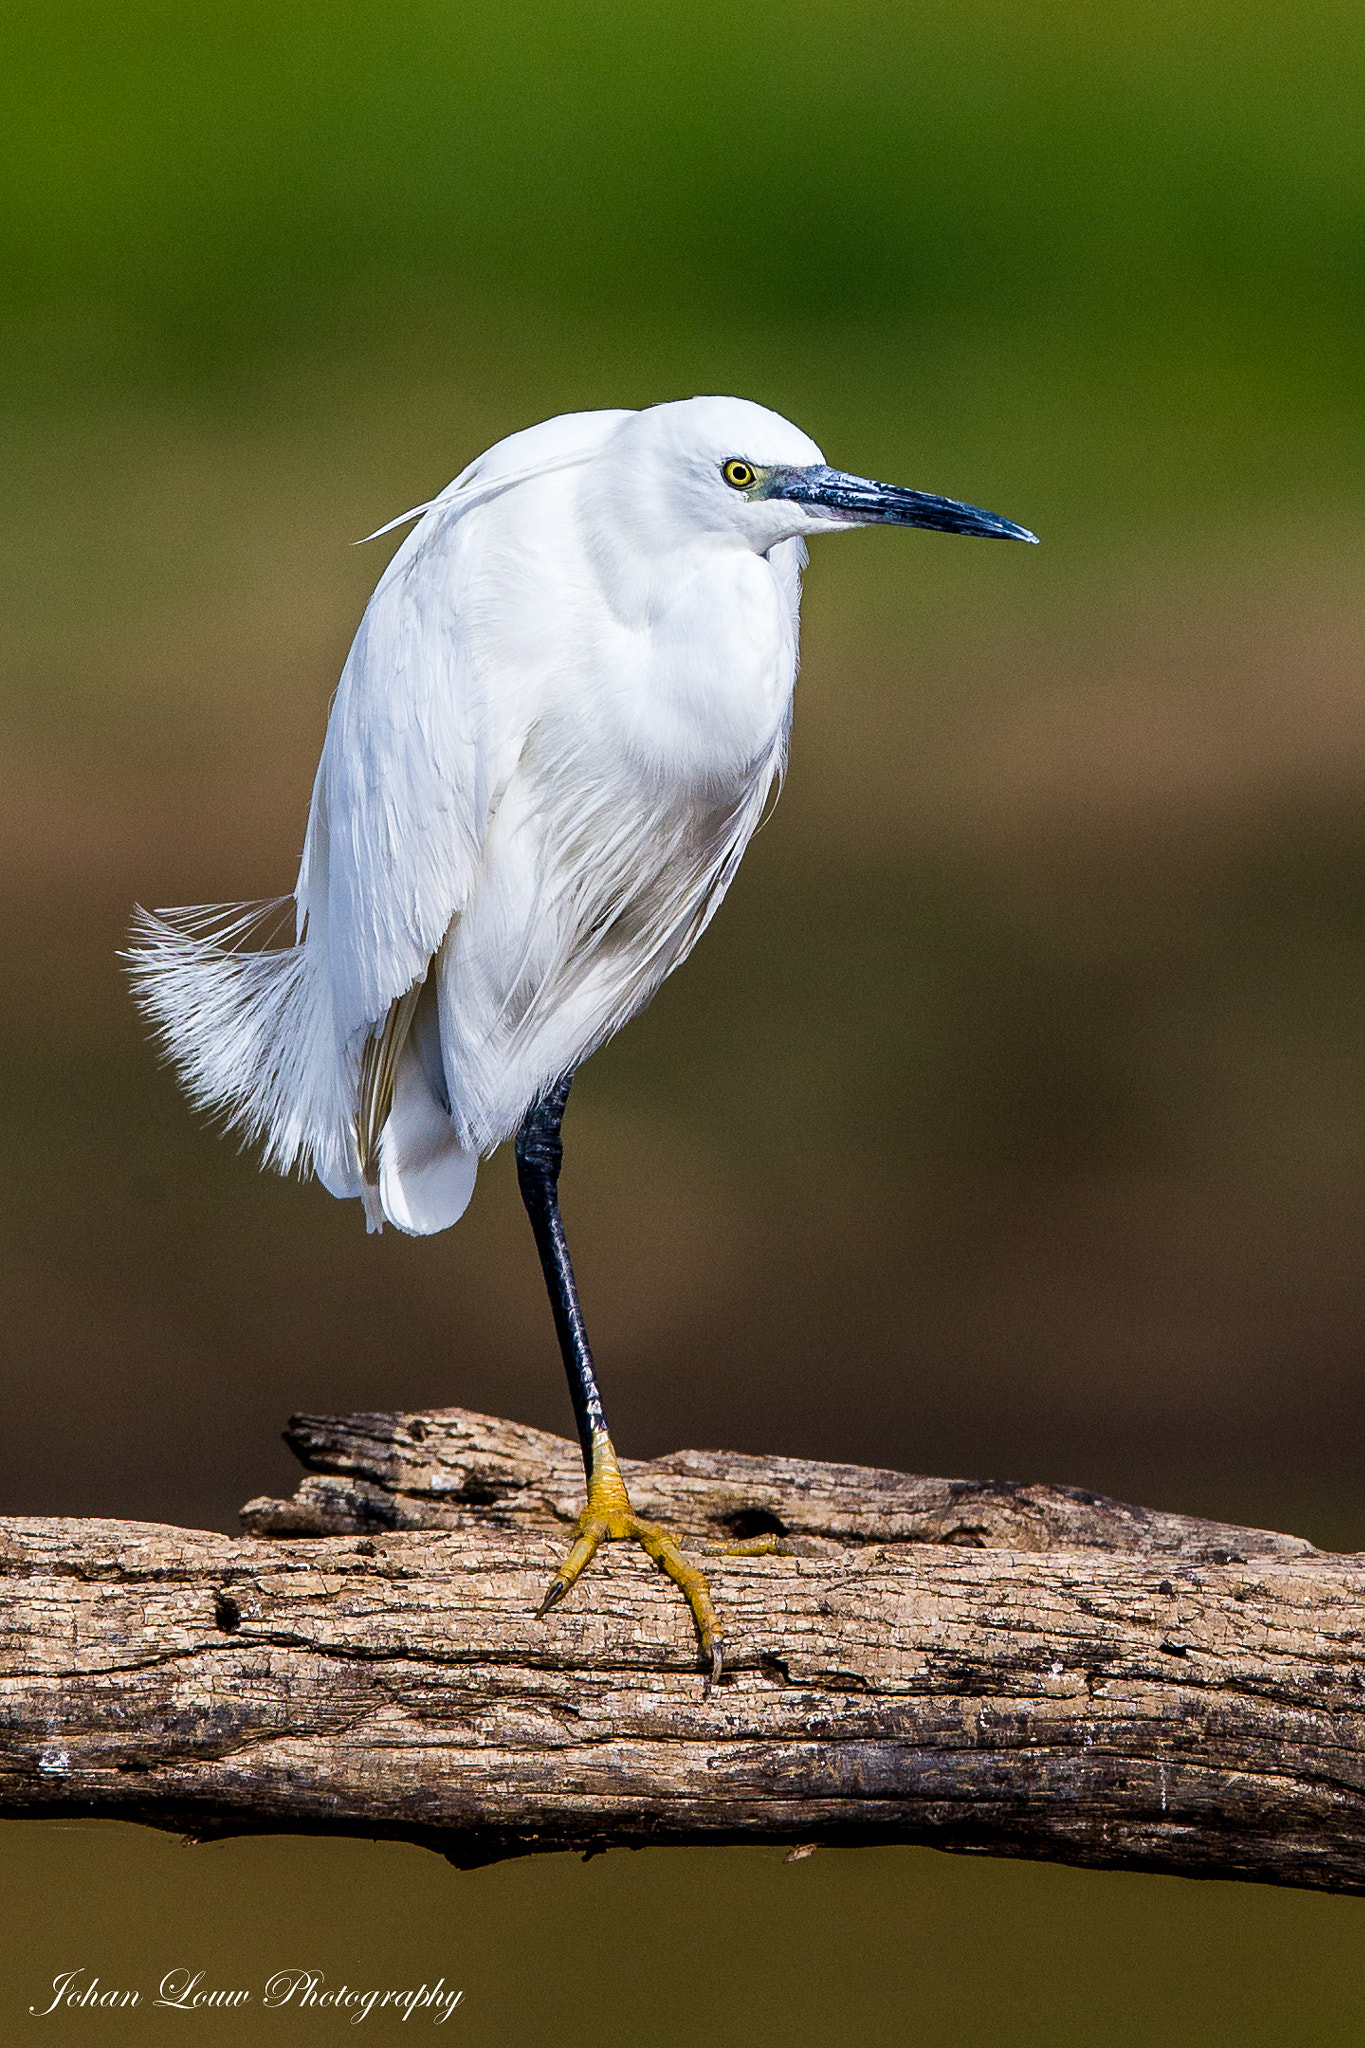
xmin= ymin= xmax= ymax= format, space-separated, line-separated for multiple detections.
xmin=722 ymin=459 xmax=757 ymax=491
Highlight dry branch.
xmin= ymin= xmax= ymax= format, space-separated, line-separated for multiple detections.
xmin=4 ymin=1407 xmax=1365 ymax=1890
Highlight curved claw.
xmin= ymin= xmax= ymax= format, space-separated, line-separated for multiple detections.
xmin=537 ymin=1577 xmax=569 ymax=1618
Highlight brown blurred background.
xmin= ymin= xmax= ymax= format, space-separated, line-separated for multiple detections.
xmin=4 ymin=2 xmax=1365 ymax=2039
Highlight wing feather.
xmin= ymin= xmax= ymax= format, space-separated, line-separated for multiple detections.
xmin=300 ymin=408 xmax=634 ymax=1049
xmin=130 ymin=409 xmax=634 ymax=1214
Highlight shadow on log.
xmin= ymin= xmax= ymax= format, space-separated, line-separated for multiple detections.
xmin=4 ymin=1407 xmax=1364 ymax=1889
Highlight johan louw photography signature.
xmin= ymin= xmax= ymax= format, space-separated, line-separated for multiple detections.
xmin=30 ymin=1969 xmax=465 ymax=2023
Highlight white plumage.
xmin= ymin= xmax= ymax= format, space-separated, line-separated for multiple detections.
xmin=129 ymin=398 xmax=824 ymax=1232
xmin=130 ymin=395 xmax=1034 ymax=1238
xmin=127 ymin=394 xmax=1036 ymax=1673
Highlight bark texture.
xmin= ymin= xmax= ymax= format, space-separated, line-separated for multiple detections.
xmin=3 ymin=1407 xmax=1364 ymax=1889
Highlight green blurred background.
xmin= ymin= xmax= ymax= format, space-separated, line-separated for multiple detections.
xmin=4 ymin=1 xmax=1365 ymax=2038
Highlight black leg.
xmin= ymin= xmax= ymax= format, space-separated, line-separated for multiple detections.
xmin=514 ymin=1071 xmax=606 ymax=1482
xmin=514 ymin=1070 xmax=724 ymax=1676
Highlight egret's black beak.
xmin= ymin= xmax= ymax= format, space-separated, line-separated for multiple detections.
xmin=771 ymin=465 xmax=1037 ymax=543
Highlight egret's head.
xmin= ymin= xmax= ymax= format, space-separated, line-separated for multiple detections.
xmin=596 ymin=396 xmax=1037 ymax=557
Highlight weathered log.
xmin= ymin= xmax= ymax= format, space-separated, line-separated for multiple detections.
xmin=4 ymin=1406 xmax=1365 ymax=1890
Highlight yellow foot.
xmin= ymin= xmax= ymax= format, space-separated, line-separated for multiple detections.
xmin=537 ymin=1434 xmax=723 ymax=1679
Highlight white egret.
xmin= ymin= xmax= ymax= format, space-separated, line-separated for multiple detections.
xmin=130 ymin=395 xmax=1035 ymax=1675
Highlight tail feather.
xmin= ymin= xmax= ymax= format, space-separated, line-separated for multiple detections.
xmin=125 ymin=901 xmax=361 ymax=1196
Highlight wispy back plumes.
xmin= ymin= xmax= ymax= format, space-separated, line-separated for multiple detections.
xmin=125 ymin=900 xmax=359 ymax=1195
